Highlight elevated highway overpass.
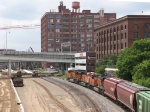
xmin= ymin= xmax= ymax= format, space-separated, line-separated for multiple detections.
xmin=0 ymin=51 xmax=75 ymax=63
xmin=0 ymin=51 xmax=75 ymax=76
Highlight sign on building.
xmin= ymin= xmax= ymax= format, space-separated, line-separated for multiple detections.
xmin=61 ymin=41 xmax=71 ymax=47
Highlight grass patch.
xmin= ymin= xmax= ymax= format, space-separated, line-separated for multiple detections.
xmin=61 ymin=74 xmax=68 ymax=79
xmin=40 ymin=69 xmax=45 ymax=72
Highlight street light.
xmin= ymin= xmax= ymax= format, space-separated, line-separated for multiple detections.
xmin=6 ymin=32 xmax=7 ymax=51
xmin=6 ymin=31 xmax=10 ymax=52
xmin=4 ymin=35 xmax=5 ymax=50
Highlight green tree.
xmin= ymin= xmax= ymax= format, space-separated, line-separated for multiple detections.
xmin=96 ymin=54 xmax=118 ymax=67
xmin=95 ymin=54 xmax=117 ymax=74
xmin=95 ymin=65 xmax=105 ymax=75
xmin=116 ymin=39 xmax=150 ymax=81
xmin=132 ymin=60 xmax=150 ymax=88
xmin=34 ymin=62 xmax=41 ymax=68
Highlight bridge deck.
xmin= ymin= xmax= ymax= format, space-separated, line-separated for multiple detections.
xmin=0 ymin=51 xmax=75 ymax=63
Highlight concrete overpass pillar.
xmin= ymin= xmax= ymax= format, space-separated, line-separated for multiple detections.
xmin=8 ymin=60 xmax=11 ymax=78
xmin=66 ymin=63 xmax=68 ymax=73
xmin=60 ymin=63 xmax=63 ymax=71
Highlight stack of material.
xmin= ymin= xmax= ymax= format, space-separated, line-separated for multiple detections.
xmin=1 ymin=69 xmax=18 ymax=75
xmin=12 ymin=78 xmax=24 ymax=87
xmin=32 ymin=72 xmax=39 ymax=77
xmin=21 ymin=69 xmax=33 ymax=75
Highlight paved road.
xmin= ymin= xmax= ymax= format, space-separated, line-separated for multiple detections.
xmin=0 ymin=77 xmax=19 ymax=112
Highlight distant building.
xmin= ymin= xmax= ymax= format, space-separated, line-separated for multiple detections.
xmin=41 ymin=1 xmax=116 ymax=68
xmin=0 ymin=49 xmax=15 ymax=51
xmin=75 ymin=52 xmax=96 ymax=72
xmin=95 ymin=15 xmax=150 ymax=62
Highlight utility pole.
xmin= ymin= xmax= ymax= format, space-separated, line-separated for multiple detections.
xmin=6 ymin=32 xmax=7 ymax=52
xmin=6 ymin=31 xmax=10 ymax=52
xmin=4 ymin=35 xmax=5 ymax=50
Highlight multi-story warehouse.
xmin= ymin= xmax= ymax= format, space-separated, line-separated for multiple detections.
xmin=95 ymin=15 xmax=150 ymax=62
xmin=41 ymin=1 xmax=116 ymax=67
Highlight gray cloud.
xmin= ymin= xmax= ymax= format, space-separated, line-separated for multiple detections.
xmin=0 ymin=0 xmax=39 ymax=20
xmin=0 ymin=0 xmax=150 ymax=52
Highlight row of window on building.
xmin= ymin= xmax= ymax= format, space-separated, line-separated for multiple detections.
xmin=48 ymin=19 xmax=99 ymax=23
xmin=97 ymin=25 xmax=127 ymax=36
xmin=48 ymin=38 xmax=96 ymax=43
xmin=134 ymin=32 xmax=150 ymax=38
xmin=48 ymin=28 xmax=94 ymax=32
xmin=97 ymin=32 xmax=150 ymax=42
xmin=134 ymin=24 xmax=150 ymax=29
xmin=48 ymin=14 xmax=100 ymax=18
xmin=48 ymin=43 xmax=94 ymax=47
xmin=97 ymin=33 xmax=127 ymax=43
xmin=48 ymin=48 xmax=93 ymax=52
xmin=97 ymin=24 xmax=150 ymax=36
xmin=97 ymin=42 xmax=126 ymax=51
xmin=48 ymin=33 xmax=94 ymax=37
xmin=48 ymin=24 xmax=96 ymax=28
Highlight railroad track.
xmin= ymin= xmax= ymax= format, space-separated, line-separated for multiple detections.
xmin=16 ymin=78 xmax=81 ymax=112
xmin=15 ymin=77 xmax=126 ymax=112
xmin=43 ymin=77 xmax=101 ymax=112
xmin=33 ymin=80 xmax=71 ymax=112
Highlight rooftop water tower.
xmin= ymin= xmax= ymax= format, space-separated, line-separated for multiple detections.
xmin=72 ymin=1 xmax=80 ymax=12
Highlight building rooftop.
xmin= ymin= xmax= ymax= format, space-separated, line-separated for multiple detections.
xmin=95 ymin=15 xmax=150 ymax=30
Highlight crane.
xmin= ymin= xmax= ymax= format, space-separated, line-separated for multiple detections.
xmin=0 ymin=24 xmax=41 ymax=30
xmin=30 ymin=47 xmax=34 ymax=52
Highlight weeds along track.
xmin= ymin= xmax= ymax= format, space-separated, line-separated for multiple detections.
xmin=42 ymin=77 xmax=101 ymax=112
xmin=33 ymin=80 xmax=71 ymax=112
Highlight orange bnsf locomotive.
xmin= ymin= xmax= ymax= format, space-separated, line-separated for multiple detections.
xmin=67 ymin=68 xmax=150 ymax=112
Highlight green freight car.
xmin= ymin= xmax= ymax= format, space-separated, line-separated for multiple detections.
xmin=136 ymin=91 xmax=150 ymax=112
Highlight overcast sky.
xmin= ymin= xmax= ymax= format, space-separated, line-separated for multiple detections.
xmin=0 ymin=0 xmax=150 ymax=52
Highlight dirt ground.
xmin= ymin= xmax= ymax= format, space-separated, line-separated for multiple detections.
xmin=0 ymin=77 xmax=19 ymax=112
xmin=16 ymin=78 xmax=82 ymax=112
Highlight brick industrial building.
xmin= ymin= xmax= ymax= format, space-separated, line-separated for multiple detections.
xmin=95 ymin=15 xmax=150 ymax=62
xmin=41 ymin=1 xmax=116 ymax=67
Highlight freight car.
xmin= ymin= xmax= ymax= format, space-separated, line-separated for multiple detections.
xmin=67 ymin=68 xmax=150 ymax=112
